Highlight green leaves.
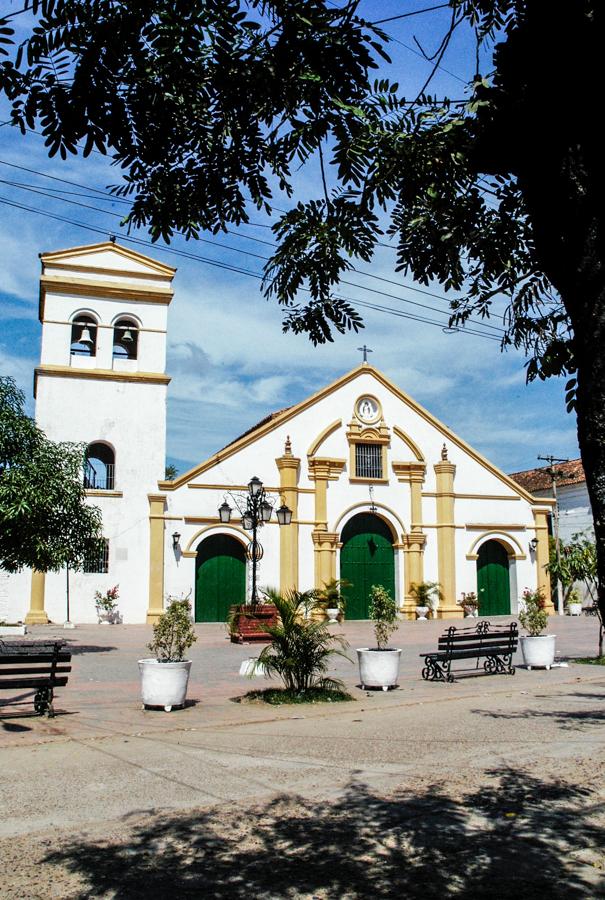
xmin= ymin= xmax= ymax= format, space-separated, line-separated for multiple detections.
xmin=0 ymin=376 xmax=102 ymax=573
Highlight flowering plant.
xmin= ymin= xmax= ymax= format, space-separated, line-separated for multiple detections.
xmin=461 ymin=591 xmax=479 ymax=611
xmin=95 ymin=584 xmax=119 ymax=613
xmin=519 ymin=587 xmax=548 ymax=636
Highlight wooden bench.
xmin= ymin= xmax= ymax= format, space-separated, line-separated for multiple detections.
xmin=0 ymin=640 xmax=72 ymax=717
xmin=421 ymin=621 xmax=518 ymax=683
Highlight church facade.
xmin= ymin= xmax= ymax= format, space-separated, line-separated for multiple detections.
xmin=2 ymin=242 xmax=554 ymax=626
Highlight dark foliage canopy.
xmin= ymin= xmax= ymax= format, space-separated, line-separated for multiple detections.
xmin=0 ymin=377 xmax=102 ymax=572
xmin=2 ymin=1 xmax=605 ymax=617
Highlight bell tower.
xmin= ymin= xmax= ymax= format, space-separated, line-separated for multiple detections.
xmin=27 ymin=241 xmax=176 ymax=624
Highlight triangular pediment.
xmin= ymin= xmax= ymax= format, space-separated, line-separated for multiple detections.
xmin=160 ymin=364 xmax=547 ymax=506
xmin=40 ymin=241 xmax=176 ymax=278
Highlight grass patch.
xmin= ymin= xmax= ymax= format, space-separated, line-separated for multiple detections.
xmin=235 ymin=687 xmax=354 ymax=705
xmin=571 ymin=656 xmax=605 ymax=666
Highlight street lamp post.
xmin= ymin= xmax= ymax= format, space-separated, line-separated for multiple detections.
xmin=218 ymin=476 xmax=292 ymax=604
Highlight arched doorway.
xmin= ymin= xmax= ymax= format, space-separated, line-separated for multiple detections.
xmin=340 ymin=513 xmax=395 ymax=619
xmin=477 ymin=540 xmax=510 ymax=616
xmin=195 ymin=534 xmax=246 ymax=622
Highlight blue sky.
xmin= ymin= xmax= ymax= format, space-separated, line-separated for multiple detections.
xmin=0 ymin=1 xmax=579 ymax=477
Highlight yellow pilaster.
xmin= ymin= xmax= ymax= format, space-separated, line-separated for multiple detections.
xmin=308 ymin=456 xmax=345 ymax=588
xmin=25 ymin=570 xmax=49 ymax=624
xmin=312 ymin=531 xmax=340 ymax=587
xmin=276 ymin=438 xmax=300 ymax=594
xmin=392 ymin=461 xmax=427 ymax=618
xmin=147 ymin=493 xmax=166 ymax=624
xmin=533 ymin=508 xmax=554 ymax=614
xmin=434 ymin=446 xmax=461 ymax=619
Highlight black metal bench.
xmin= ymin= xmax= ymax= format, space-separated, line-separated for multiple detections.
xmin=421 ymin=621 xmax=518 ymax=683
xmin=0 ymin=640 xmax=72 ymax=717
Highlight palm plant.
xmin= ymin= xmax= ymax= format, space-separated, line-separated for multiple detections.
xmin=254 ymin=588 xmax=350 ymax=694
xmin=314 ymin=578 xmax=351 ymax=614
xmin=409 ymin=582 xmax=444 ymax=609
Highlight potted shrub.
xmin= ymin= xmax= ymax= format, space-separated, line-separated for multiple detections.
xmin=461 ymin=591 xmax=479 ymax=618
xmin=95 ymin=584 xmax=119 ymax=624
xmin=565 ymin=587 xmax=583 ymax=617
xmin=139 ymin=598 xmax=197 ymax=711
xmin=315 ymin=578 xmax=350 ymax=624
xmin=409 ymin=581 xmax=444 ymax=620
xmin=519 ymin=587 xmax=556 ymax=670
xmin=357 ymin=584 xmax=402 ymax=690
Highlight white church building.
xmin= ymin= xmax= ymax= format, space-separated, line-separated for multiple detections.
xmin=2 ymin=242 xmax=555 ymax=626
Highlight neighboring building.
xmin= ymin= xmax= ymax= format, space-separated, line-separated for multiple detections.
xmin=509 ymin=459 xmax=594 ymax=543
xmin=5 ymin=242 xmax=556 ymax=625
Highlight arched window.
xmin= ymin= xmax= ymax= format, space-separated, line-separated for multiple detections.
xmin=70 ymin=315 xmax=98 ymax=357
xmin=84 ymin=442 xmax=115 ymax=491
xmin=112 ymin=317 xmax=138 ymax=360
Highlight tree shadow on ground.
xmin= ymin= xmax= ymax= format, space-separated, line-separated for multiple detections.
xmin=62 ymin=642 xmax=118 ymax=655
xmin=473 ymin=705 xmax=605 ymax=731
xmin=44 ymin=767 xmax=602 ymax=899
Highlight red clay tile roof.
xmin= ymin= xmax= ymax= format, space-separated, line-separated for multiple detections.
xmin=509 ymin=458 xmax=585 ymax=493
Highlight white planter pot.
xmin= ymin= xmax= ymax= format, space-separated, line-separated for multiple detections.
xmin=416 ymin=606 xmax=429 ymax=620
xmin=138 ymin=658 xmax=192 ymax=711
xmin=326 ymin=608 xmax=340 ymax=624
xmin=520 ymin=635 xmax=556 ymax=670
xmin=0 ymin=624 xmax=27 ymax=636
xmin=357 ymin=648 xmax=402 ymax=691
xmin=567 ymin=603 xmax=582 ymax=617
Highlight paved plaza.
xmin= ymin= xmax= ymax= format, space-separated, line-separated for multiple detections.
xmin=1 ymin=616 xmax=604 ymax=898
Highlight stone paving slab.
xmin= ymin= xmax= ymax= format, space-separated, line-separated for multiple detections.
xmin=0 ymin=616 xmax=601 ymax=748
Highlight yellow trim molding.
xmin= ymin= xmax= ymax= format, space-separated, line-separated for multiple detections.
xmin=156 ymin=363 xmax=551 ymax=504
xmin=34 ymin=365 xmax=170 ymax=396
xmin=85 ymin=490 xmax=123 ymax=498
xmin=332 ymin=502 xmax=403 ymax=542
xmin=466 ymin=531 xmax=527 ymax=561
xmin=40 ymin=240 xmax=176 ymax=275
xmin=393 ymin=426 xmax=424 ymax=462
xmin=423 ymin=492 xmax=521 ymax=501
xmin=465 ymin=523 xmax=527 ymax=531
xmin=184 ymin=524 xmax=248 ymax=554
xmin=307 ymin=419 xmax=342 ymax=457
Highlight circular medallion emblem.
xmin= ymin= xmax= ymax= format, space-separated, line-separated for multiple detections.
xmin=355 ymin=395 xmax=380 ymax=424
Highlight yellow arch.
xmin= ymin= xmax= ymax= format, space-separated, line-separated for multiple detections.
xmin=184 ymin=524 xmax=249 ymax=555
xmin=333 ymin=502 xmax=405 ymax=544
xmin=466 ymin=531 xmax=527 ymax=561
xmin=393 ymin=426 xmax=424 ymax=462
xmin=307 ymin=419 xmax=342 ymax=457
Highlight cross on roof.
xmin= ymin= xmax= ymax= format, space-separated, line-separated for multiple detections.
xmin=357 ymin=345 xmax=373 ymax=364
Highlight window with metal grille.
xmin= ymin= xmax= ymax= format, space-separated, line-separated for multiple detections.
xmin=84 ymin=443 xmax=115 ymax=490
xmin=355 ymin=443 xmax=383 ymax=479
xmin=83 ymin=539 xmax=109 ymax=573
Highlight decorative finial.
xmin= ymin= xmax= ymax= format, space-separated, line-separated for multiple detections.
xmin=284 ymin=435 xmax=292 ymax=456
xmin=357 ymin=345 xmax=373 ymax=364
xmin=441 ymin=443 xmax=448 ymax=461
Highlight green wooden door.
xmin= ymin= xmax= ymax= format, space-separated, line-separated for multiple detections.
xmin=477 ymin=540 xmax=510 ymax=616
xmin=340 ymin=514 xmax=395 ymax=619
xmin=195 ymin=534 xmax=246 ymax=622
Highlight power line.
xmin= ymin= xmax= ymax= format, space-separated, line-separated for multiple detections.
xmin=0 ymin=163 xmax=506 ymax=334
xmin=371 ymin=4 xmax=451 ymax=26
xmin=0 ymin=193 xmax=503 ymax=344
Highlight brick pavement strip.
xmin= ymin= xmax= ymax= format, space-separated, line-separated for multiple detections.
xmin=1 ymin=617 xmax=604 ymax=897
